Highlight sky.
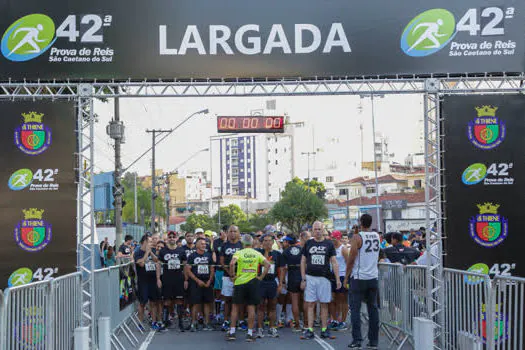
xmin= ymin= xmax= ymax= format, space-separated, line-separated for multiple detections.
xmin=92 ymin=93 xmax=424 ymax=182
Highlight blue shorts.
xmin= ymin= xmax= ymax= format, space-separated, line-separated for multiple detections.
xmin=214 ymin=270 xmax=224 ymax=290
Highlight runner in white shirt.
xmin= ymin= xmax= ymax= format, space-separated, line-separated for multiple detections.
xmin=344 ymin=214 xmax=380 ymax=350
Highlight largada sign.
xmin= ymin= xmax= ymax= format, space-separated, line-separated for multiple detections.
xmin=0 ymin=0 xmax=523 ymax=80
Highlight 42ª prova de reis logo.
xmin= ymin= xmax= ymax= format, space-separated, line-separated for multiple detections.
xmin=468 ymin=105 xmax=506 ymax=150
xmin=14 ymin=112 xmax=52 ymax=155
xmin=14 ymin=208 xmax=52 ymax=253
xmin=469 ymin=202 xmax=508 ymax=248
xmin=1 ymin=13 xmax=114 ymax=63
xmin=401 ymin=7 xmax=517 ymax=57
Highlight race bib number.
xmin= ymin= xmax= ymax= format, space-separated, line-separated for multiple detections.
xmin=168 ymin=259 xmax=180 ymax=270
xmin=311 ymin=255 xmax=325 ymax=266
xmin=145 ymin=262 xmax=156 ymax=272
xmin=197 ymin=265 xmax=209 ymax=275
xmin=265 ymin=264 xmax=275 ymax=275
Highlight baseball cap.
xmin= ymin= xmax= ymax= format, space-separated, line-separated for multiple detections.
xmin=283 ymin=236 xmax=296 ymax=243
xmin=204 ymin=230 xmax=213 ymax=237
xmin=331 ymin=230 xmax=342 ymax=240
xmin=167 ymin=231 xmax=177 ymax=237
xmin=195 ymin=228 xmax=204 ymax=234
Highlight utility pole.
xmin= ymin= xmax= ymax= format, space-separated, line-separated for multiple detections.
xmin=107 ymin=98 xmax=125 ymax=246
xmin=134 ymin=173 xmax=138 ymax=223
xmin=165 ymin=174 xmax=170 ymax=232
xmin=146 ymin=129 xmax=172 ymax=233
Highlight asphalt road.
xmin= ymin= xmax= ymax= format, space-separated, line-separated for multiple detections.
xmin=142 ymin=325 xmax=400 ymax=350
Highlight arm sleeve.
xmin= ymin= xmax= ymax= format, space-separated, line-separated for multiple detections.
xmin=276 ymin=252 xmax=284 ymax=267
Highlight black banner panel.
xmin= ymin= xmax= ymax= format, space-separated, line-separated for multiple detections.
xmin=0 ymin=0 xmax=524 ymax=80
xmin=443 ymin=95 xmax=525 ymax=278
xmin=0 ymin=100 xmax=77 ymax=289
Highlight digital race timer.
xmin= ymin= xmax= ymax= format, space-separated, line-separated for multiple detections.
xmin=217 ymin=116 xmax=285 ymax=133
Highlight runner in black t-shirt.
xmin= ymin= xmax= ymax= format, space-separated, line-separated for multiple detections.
xmin=158 ymin=231 xmax=187 ymax=330
xmin=282 ymin=234 xmax=304 ymax=332
xmin=117 ymin=234 xmax=134 ymax=259
xmin=219 ymin=226 xmax=243 ymax=330
xmin=256 ymin=234 xmax=284 ymax=338
xmin=300 ymin=221 xmax=340 ymax=340
xmin=134 ymin=234 xmax=165 ymax=331
xmin=185 ymin=238 xmax=215 ymax=331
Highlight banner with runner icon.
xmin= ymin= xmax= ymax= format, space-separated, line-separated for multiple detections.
xmin=0 ymin=100 xmax=77 ymax=290
xmin=442 ymin=95 xmax=525 ymax=278
xmin=0 ymin=0 xmax=524 ymax=80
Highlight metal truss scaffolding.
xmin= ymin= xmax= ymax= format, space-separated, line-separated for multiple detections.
xmin=423 ymin=82 xmax=445 ymax=349
xmin=0 ymin=74 xmax=524 ymax=98
xmin=76 ymin=84 xmax=96 ymax=345
xmin=1 ymin=76 xmax=524 ymax=348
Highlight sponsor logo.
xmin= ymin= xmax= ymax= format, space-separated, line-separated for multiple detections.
xmin=1 ymin=14 xmax=56 ymax=62
xmin=2 ymin=14 xmax=114 ymax=63
xmin=462 ymin=162 xmax=514 ymax=186
xmin=14 ymin=208 xmax=52 ymax=252
xmin=468 ymin=105 xmax=506 ymax=150
xmin=8 ymin=267 xmax=33 ymax=287
xmin=401 ymin=7 xmax=516 ymax=58
xmin=8 ymin=168 xmax=33 ymax=190
xmin=14 ymin=112 xmax=52 ymax=155
xmin=309 ymin=246 xmax=326 ymax=254
xmin=8 ymin=168 xmax=59 ymax=191
xmin=290 ymin=247 xmax=301 ymax=255
xmin=401 ymin=9 xmax=456 ymax=57
xmin=464 ymin=263 xmax=489 ymax=285
xmin=481 ymin=304 xmax=509 ymax=344
xmin=469 ymin=203 xmax=508 ymax=248
xmin=14 ymin=306 xmax=45 ymax=348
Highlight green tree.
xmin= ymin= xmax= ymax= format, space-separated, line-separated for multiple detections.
xmin=213 ymin=204 xmax=247 ymax=228
xmin=121 ymin=180 xmax=165 ymax=225
xmin=270 ymin=181 xmax=327 ymax=233
xmin=292 ymin=176 xmax=326 ymax=199
xmin=180 ymin=214 xmax=217 ymax=233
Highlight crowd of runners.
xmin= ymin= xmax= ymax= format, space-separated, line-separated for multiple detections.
xmin=117 ymin=214 xmax=384 ymax=348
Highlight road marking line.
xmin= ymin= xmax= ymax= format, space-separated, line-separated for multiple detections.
xmin=314 ymin=334 xmax=335 ymax=350
xmin=138 ymin=331 xmax=156 ymax=350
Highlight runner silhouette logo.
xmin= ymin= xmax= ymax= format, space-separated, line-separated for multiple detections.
xmin=1 ymin=14 xmax=56 ymax=62
xmin=401 ymin=9 xmax=456 ymax=57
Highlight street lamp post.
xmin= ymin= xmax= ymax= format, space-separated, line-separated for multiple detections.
xmin=301 ymin=151 xmax=317 ymax=190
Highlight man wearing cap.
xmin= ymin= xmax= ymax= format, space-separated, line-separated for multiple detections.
xmin=255 ymin=234 xmax=284 ymax=338
xmin=282 ymin=234 xmax=304 ymax=332
xmin=158 ymin=231 xmax=187 ymax=330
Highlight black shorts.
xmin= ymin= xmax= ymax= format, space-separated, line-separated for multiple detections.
xmin=259 ymin=280 xmax=278 ymax=300
xmin=233 ymin=278 xmax=260 ymax=305
xmin=287 ymin=278 xmax=302 ymax=294
xmin=189 ymin=281 xmax=214 ymax=305
xmin=331 ymin=276 xmax=348 ymax=293
xmin=137 ymin=278 xmax=161 ymax=305
xmin=162 ymin=274 xmax=185 ymax=300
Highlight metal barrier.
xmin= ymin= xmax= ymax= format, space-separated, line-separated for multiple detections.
xmin=443 ymin=268 xmax=492 ymax=350
xmin=0 ymin=272 xmax=81 ymax=350
xmin=377 ymin=264 xmax=525 ymax=350
xmin=93 ymin=259 xmax=140 ymax=349
xmin=492 ymin=275 xmax=524 ymax=350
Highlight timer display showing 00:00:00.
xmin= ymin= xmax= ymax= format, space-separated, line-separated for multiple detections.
xmin=217 ymin=116 xmax=284 ymax=133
